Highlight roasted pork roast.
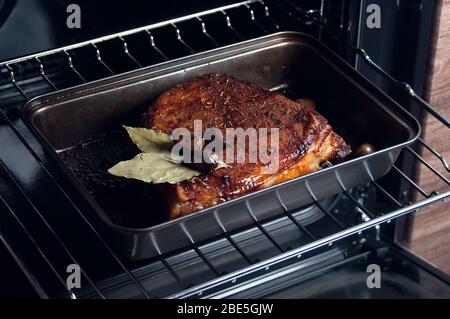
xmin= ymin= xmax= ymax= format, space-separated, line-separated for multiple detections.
xmin=142 ymin=73 xmax=350 ymax=218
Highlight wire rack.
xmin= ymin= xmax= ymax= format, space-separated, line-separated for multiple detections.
xmin=0 ymin=0 xmax=448 ymax=299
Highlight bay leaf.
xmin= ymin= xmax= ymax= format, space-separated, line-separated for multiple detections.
xmin=215 ymin=160 xmax=231 ymax=169
xmin=108 ymin=152 xmax=201 ymax=184
xmin=109 ymin=126 xmax=232 ymax=184
xmin=123 ymin=125 xmax=173 ymax=153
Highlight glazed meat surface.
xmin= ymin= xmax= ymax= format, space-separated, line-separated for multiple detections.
xmin=143 ymin=73 xmax=349 ymax=219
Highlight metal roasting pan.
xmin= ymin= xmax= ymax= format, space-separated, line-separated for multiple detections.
xmin=22 ymin=32 xmax=420 ymax=260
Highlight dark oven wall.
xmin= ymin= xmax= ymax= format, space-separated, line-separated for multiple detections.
xmin=0 ymin=0 xmax=266 ymax=62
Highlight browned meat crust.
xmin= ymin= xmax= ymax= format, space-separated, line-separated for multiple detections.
xmin=143 ymin=73 xmax=349 ymax=218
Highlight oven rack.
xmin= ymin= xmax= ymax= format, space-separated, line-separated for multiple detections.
xmin=0 ymin=0 xmax=447 ymax=299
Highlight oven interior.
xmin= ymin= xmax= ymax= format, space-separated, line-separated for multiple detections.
xmin=0 ymin=0 xmax=448 ymax=299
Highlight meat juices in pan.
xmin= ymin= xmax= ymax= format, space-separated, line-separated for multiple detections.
xmin=142 ymin=73 xmax=350 ymax=218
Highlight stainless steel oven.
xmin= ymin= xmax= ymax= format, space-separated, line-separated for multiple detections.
xmin=0 ymin=0 xmax=448 ymax=299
